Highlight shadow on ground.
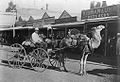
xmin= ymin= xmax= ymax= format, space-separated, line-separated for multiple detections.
xmin=64 ymin=49 xmax=119 ymax=67
xmin=87 ymin=68 xmax=120 ymax=77
xmin=1 ymin=59 xmax=120 ymax=77
xmin=1 ymin=60 xmax=62 ymax=72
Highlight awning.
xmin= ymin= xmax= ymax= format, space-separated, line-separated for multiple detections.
xmin=0 ymin=26 xmax=34 ymax=31
xmin=43 ymin=16 xmax=120 ymax=29
xmin=43 ymin=21 xmax=85 ymax=28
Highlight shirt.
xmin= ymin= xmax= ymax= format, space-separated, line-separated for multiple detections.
xmin=32 ymin=32 xmax=43 ymax=43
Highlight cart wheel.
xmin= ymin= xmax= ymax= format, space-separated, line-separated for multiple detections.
xmin=7 ymin=43 xmax=26 ymax=68
xmin=49 ymin=54 xmax=62 ymax=68
xmin=31 ymin=48 xmax=49 ymax=72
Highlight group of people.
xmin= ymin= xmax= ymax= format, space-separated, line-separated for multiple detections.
xmin=65 ymin=29 xmax=89 ymax=47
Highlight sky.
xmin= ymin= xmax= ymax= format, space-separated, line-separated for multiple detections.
xmin=0 ymin=0 xmax=120 ymax=14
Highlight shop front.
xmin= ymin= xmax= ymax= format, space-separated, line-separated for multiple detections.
xmin=81 ymin=4 xmax=120 ymax=56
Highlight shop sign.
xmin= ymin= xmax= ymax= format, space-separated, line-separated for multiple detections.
xmin=81 ymin=5 xmax=119 ymax=20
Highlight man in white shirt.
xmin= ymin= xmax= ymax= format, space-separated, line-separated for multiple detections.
xmin=31 ymin=28 xmax=47 ymax=49
xmin=32 ymin=28 xmax=43 ymax=43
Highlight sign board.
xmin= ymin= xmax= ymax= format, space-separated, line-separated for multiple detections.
xmin=55 ymin=17 xmax=77 ymax=24
xmin=81 ymin=5 xmax=120 ymax=20
xmin=0 ymin=12 xmax=16 ymax=28
xmin=33 ymin=17 xmax=55 ymax=27
xmin=43 ymin=17 xmax=55 ymax=24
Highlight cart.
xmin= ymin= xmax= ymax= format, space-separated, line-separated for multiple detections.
xmin=7 ymin=41 xmax=49 ymax=72
xmin=0 ymin=26 xmax=49 ymax=72
xmin=0 ymin=26 xmax=71 ymax=72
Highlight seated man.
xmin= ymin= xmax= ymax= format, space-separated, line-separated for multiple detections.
xmin=31 ymin=28 xmax=47 ymax=49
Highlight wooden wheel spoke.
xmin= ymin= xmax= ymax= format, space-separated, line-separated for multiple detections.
xmin=54 ymin=61 xmax=57 ymax=66
xmin=41 ymin=52 xmax=46 ymax=58
xmin=8 ymin=43 xmax=26 ymax=68
xmin=31 ymin=57 xmax=37 ymax=66
xmin=31 ymin=48 xmax=49 ymax=72
xmin=50 ymin=59 xmax=55 ymax=62
xmin=32 ymin=59 xmax=46 ymax=72
xmin=52 ymin=59 xmax=57 ymax=66
xmin=51 ymin=60 xmax=56 ymax=65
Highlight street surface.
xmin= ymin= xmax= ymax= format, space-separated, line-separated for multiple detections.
xmin=0 ymin=47 xmax=120 ymax=82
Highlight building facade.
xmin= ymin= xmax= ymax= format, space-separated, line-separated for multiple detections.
xmin=81 ymin=4 xmax=120 ymax=56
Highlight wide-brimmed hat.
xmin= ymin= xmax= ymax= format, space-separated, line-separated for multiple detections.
xmin=35 ymin=27 xmax=39 ymax=30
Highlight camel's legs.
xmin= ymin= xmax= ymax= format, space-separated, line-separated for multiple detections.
xmin=79 ymin=51 xmax=85 ymax=74
xmin=62 ymin=54 xmax=67 ymax=71
xmin=83 ymin=53 xmax=89 ymax=74
xmin=59 ymin=50 xmax=67 ymax=72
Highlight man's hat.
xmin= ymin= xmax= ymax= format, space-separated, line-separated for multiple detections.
xmin=35 ymin=27 xmax=39 ymax=30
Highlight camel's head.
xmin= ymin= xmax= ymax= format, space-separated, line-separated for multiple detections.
xmin=97 ymin=25 xmax=105 ymax=29
xmin=91 ymin=25 xmax=105 ymax=31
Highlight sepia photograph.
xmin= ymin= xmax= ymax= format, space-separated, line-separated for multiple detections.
xmin=0 ymin=0 xmax=120 ymax=82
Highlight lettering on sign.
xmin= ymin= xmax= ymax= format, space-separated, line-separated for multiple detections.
xmin=33 ymin=17 xmax=55 ymax=27
xmin=81 ymin=5 xmax=119 ymax=20
xmin=55 ymin=17 xmax=77 ymax=24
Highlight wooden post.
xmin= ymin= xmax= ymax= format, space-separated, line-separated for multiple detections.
xmin=47 ymin=28 xmax=48 ymax=38
xmin=84 ymin=23 xmax=86 ymax=33
xmin=116 ymin=19 xmax=120 ymax=55
xmin=13 ymin=27 xmax=15 ymax=38
xmin=104 ymin=22 xmax=108 ymax=56
xmin=65 ymin=27 xmax=67 ymax=37
xmin=51 ymin=27 xmax=54 ymax=49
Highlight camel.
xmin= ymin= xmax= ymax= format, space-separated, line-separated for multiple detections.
xmin=59 ymin=25 xmax=105 ymax=75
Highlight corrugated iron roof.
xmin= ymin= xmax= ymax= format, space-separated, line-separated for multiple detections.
xmin=17 ymin=8 xmax=60 ymax=20
xmin=17 ymin=8 xmax=80 ymax=21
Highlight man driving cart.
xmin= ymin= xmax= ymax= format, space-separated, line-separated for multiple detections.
xmin=32 ymin=27 xmax=47 ymax=49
